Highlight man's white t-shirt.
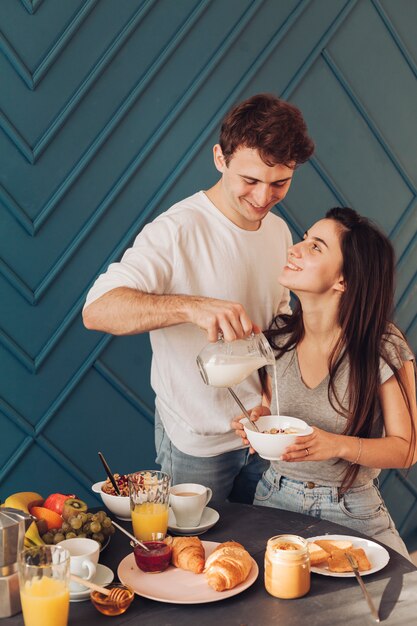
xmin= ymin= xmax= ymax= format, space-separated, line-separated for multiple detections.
xmin=84 ymin=191 xmax=292 ymax=456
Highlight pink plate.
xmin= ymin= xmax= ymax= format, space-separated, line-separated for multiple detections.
xmin=117 ymin=540 xmax=258 ymax=604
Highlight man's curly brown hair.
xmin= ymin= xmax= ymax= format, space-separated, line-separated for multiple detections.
xmin=219 ymin=93 xmax=314 ymax=167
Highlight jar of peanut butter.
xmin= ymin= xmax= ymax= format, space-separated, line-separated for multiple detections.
xmin=264 ymin=535 xmax=310 ymax=599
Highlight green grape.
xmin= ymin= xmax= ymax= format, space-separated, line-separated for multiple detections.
xmin=96 ymin=511 xmax=107 ymax=522
xmin=53 ymin=533 xmax=65 ymax=544
xmin=42 ymin=532 xmax=54 ymax=544
xmin=92 ymin=532 xmax=104 ymax=544
xmin=77 ymin=532 xmax=87 ymax=538
xmin=90 ymin=521 xmax=101 ymax=533
xmin=65 ymin=532 xmax=77 ymax=540
xmin=102 ymin=517 xmax=112 ymax=528
xmin=82 ymin=523 xmax=91 ymax=533
xmin=78 ymin=512 xmax=88 ymax=524
xmin=61 ymin=521 xmax=71 ymax=533
xmin=70 ymin=517 xmax=82 ymax=530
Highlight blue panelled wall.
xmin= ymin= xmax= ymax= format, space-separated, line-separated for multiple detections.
xmin=1 ymin=1 xmax=416 ymax=545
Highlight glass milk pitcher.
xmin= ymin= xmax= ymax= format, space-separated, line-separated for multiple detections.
xmin=196 ymin=333 xmax=275 ymax=388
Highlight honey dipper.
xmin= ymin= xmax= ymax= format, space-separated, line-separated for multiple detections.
xmin=70 ymin=574 xmax=130 ymax=603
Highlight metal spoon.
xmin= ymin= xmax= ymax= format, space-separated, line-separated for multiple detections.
xmin=228 ymin=387 xmax=260 ymax=432
xmin=111 ymin=520 xmax=150 ymax=551
xmin=98 ymin=451 xmax=121 ymax=495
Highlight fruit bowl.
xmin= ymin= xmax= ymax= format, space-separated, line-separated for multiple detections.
xmin=242 ymin=415 xmax=313 ymax=460
xmin=92 ymin=481 xmax=130 ymax=521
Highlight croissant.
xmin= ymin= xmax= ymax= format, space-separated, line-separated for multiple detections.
xmin=170 ymin=536 xmax=205 ymax=574
xmin=204 ymin=541 xmax=252 ymax=591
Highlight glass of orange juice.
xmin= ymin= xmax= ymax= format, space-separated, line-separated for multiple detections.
xmin=128 ymin=470 xmax=171 ymax=541
xmin=18 ymin=545 xmax=70 ymax=626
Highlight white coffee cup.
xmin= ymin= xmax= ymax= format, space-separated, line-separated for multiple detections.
xmin=58 ymin=537 xmax=100 ymax=592
xmin=170 ymin=483 xmax=212 ymax=527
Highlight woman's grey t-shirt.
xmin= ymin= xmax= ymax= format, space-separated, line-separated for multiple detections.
xmin=267 ymin=325 xmax=415 ymax=487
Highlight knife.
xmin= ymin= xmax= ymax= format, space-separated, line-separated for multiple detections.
xmin=345 ymin=552 xmax=380 ymax=622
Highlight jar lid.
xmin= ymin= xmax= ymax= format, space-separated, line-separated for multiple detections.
xmin=267 ymin=534 xmax=308 ymax=553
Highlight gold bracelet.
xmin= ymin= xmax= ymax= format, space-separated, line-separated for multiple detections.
xmin=350 ymin=437 xmax=362 ymax=465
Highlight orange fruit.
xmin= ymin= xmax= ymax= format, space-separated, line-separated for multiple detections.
xmin=30 ymin=506 xmax=63 ymax=530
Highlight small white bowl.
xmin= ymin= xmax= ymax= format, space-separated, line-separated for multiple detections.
xmin=92 ymin=481 xmax=131 ymax=521
xmin=242 ymin=415 xmax=313 ymax=461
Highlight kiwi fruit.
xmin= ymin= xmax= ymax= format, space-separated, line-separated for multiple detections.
xmin=62 ymin=498 xmax=88 ymax=521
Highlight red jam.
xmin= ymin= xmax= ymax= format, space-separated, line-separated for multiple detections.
xmin=133 ymin=541 xmax=172 ymax=573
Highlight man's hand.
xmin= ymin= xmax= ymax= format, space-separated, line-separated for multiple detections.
xmin=187 ymin=297 xmax=256 ymax=342
xmin=83 ymin=288 xmax=259 ymax=340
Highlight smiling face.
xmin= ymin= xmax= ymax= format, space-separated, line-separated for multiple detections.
xmin=279 ymin=218 xmax=345 ymax=296
xmin=211 ymin=145 xmax=294 ymax=231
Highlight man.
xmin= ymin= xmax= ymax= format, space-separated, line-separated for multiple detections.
xmin=83 ymin=93 xmax=314 ymax=503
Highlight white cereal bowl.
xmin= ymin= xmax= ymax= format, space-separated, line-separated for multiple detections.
xmin=242 ymin=415 xmax=313 ymax=461
xmin=92 ymin=481 xmax=131 ymax=521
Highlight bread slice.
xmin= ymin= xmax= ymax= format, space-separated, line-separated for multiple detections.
xmin=328 ymin=547 xmax=371 ymax=573
xmin=308 ymin=542 xmax=330 ymax=566
xmin=314 ymin=539 xmax=353 ymax=554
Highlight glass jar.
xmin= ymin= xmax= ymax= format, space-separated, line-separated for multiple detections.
xmin=264 ymin=535 xmax=310 ymax=599
xmin=196 ymin=332 xmax=275 ymax=388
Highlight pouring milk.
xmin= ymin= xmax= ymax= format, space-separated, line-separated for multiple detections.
xmin=197 ymin=333 xmax=280 ymax=415
xmin=204 ymin=355 xmax=269 ymax=387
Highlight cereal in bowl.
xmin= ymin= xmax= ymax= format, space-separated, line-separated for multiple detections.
xmin=101 ymin=474 xmax=129 ymax=496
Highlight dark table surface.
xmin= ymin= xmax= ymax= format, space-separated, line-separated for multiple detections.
xmin=6 ymin=502 xmax=417 ymax=626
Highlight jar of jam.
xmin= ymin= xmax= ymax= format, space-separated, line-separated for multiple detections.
xmin=264 ymin=535 xmax=310 ymax=599
xmin=133 ymin=541 xmax=172 ymax=573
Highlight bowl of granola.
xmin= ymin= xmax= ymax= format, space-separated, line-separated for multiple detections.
xmin=242 ymin=415 xmax=313 ymax=461
xmin=92 ymin=474 xmax=130 ymax=521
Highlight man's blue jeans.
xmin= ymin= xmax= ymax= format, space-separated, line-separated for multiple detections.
xmin=154 ymin=410 xmax=267 ymax=503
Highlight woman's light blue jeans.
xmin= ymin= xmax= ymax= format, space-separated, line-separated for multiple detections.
xmin=254 ymin=466 xmax=410 ymax=560
xmin=154 ymin=410 xmax=267 ymax=503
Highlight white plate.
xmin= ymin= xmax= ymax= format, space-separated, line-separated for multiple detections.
xmin=70 ymin=564 xmax=114 ymax=602
xmin=117 ymin=540 xmax=258 ymax=603
xmin=168 ymin=507 xmax=220 ymax=535
xmin=308 ymin=534 xmax=390 ymax=577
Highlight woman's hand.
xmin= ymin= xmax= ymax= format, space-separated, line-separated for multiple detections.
xmin=281 ymin=426 xmax=342 ymax=462
xmin=231 ymin=405 xmax=271 ymax=454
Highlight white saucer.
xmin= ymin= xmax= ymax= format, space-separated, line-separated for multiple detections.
xmin=168 ymin=506 xmax=219 ymax=535
xmin=70 ymin=564 xmax=114 ymax=602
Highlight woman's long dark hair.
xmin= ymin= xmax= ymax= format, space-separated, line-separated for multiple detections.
xmin=264 ymin=207 xmax=415 ymax=491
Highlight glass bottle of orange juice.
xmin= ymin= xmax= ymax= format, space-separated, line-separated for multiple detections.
xmin=18 ymin=545 xmax=70 ymax=626
xmin=128 ymin=471 xmax=171 ymax=541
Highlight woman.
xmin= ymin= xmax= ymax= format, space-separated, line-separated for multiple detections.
xmin=233 ymin=207 xmax=416 ymax=558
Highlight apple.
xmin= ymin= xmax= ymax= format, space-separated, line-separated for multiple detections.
xmin=43 ymin=493 xmax=76 ymax=516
